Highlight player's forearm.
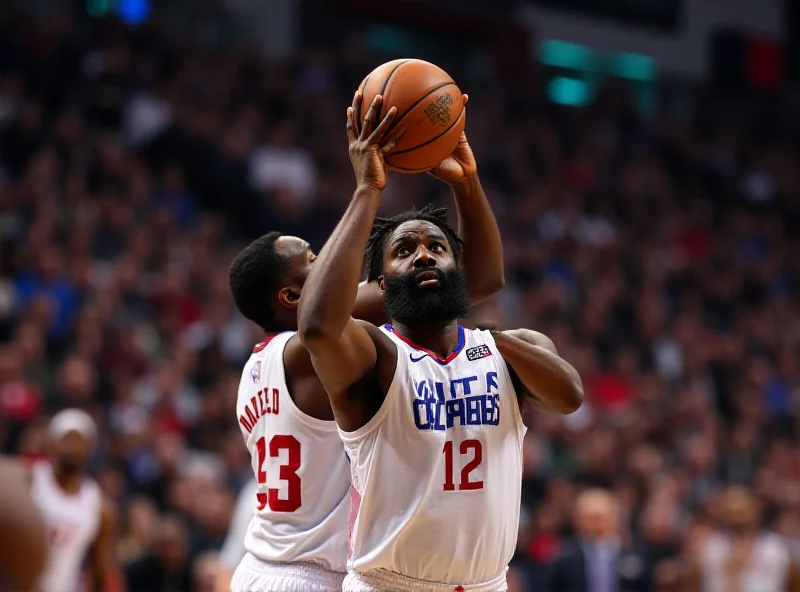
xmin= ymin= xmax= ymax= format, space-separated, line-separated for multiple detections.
xmin=451 ymin=175 xmax=505 ymax=303
xmin=491 ymin=331 xmax=583 ymax=414
xmin=299 ymin=186 xmax=382 ymax=343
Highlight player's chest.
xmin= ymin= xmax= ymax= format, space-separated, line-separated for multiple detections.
xmin=403 ymin=357 xmax=508 ymax=432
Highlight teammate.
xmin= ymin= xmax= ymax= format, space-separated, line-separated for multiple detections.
xmin=31 ymin=409 xmax=117 ymax=592
xmin=297 ymin=93 xmax=583 ymax=591
xmin=228 ymin=92 xmax=506 ymax=592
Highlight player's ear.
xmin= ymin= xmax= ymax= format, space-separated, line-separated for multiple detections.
xmin=377 ymin=276 xmax=386 ymax=293
xmin=278 ymin=286 xmax=301 ymax=309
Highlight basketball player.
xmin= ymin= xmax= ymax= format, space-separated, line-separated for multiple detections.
xmin=296 ymin=93 xmax=583 ymax=591
xmin=685 ymin=485 xmax=800 ymax=592
xmin=31 ymin=409 xmax=117 ymax=592
xmin=228 ymin=93 xmax=506 ymax=592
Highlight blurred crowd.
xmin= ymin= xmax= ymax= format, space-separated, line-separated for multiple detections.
xmin=2 ymin=5 xmax=800 ymax=592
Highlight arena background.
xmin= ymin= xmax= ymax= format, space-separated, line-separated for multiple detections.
xmin=2 ymin=0 xmax=800 ymax=590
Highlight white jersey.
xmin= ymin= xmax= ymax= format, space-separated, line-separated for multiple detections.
xmin=236 ymin=331 xmax=350 ymax=572
xmin=31 ymin=462 xmax=102 ymax=592
xmin=701 ymin=532 xmax=792 ymax=592
xmin=340 ymin=324 xmax=527 ymax=586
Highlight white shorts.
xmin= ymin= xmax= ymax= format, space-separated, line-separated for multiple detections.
xmin=342 ymin=569 xmax=508 ymax=592
xmin=231 ymin=553 xmax=345 ymax=592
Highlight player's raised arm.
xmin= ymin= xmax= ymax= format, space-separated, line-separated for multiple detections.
xmin=491 ymin=328 xmax=583 ymax=414
xmin=429 ymin=114 xmax=505 ymax=304
xmin=353 ymin=117 xmax=504 ymax=320
xmin=298 ymin=92 xmax=398 ymax=430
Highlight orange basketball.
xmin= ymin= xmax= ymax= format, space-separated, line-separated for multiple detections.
xmin=358 ymin=59 xmax=466 ymax=174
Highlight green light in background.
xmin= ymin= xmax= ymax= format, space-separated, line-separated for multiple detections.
xmin=87 ymin=0 xmax=113 ymax=17
xmin=365 ymin=26 xmax=415 ymax=54
xmin=611 ymin=53 xmax=657 ymax=81
xmin=547 ymin=77 xmax=592 ymax=107
xmin=539 ymin=40 xmax=595 ymax=70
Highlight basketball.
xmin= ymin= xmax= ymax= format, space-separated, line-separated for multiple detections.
xmin=358 ymin=59 xmax=466 ymax=173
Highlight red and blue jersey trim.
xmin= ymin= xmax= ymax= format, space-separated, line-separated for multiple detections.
xmin=383 ymin=324 xmax=466 ymax=365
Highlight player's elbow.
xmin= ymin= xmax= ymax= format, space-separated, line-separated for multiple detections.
xmin=558 ymin=374 xmax=584 ymax=415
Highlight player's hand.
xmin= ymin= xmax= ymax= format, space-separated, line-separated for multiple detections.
xmin=428 ymin=97 xmax=476 ymax=185
xmin=347 ymin=92 xmax=397 ymax=192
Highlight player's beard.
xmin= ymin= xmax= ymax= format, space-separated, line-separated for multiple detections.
xmin=383 ymin=266 xmax=470 ymax=325
xmin=55 ymin=457 xmax=85 ymax=476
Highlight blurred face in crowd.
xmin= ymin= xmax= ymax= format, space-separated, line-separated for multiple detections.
xmin=52 ymin=431 xmax=91 ymax=476
xmin=155 ymin=517 xmax=188 ymax=571
xmin=576 ymin=489 xmax=619 ymax=542
xmin=721 ymin=486 xmax=759 ymax=533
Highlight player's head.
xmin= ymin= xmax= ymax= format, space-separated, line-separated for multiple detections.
xmin=49 ymin=409 xmax=96 ymax=476
xmin=720 ymin=485 xmax=759 ymax=533
xmin=365 ymin=205 xmax=469 ymax=326
xmin=228 ymin=232 xmax=317 ymax=333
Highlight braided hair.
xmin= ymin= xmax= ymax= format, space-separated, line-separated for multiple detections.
xmin=364 ymin=204 xmax=463 ymax=282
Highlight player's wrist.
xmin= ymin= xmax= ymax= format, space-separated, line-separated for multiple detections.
xmin=449 ymin=172 xmax=480 ymax=195
xmin=353 ymin=183 xmax=383 ymax=199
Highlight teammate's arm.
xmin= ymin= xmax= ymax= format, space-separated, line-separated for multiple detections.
xmin=87 ymin=497 xmax=118 ymax=592
xmin=299 ymin=93 xmax=398 ymax=431
xmin=491 ymin=328 xmax=583 ymax=414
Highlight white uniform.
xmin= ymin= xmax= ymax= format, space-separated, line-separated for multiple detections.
xmin=31 ymin=462 xmax=102 ymax=592
xmin=231 ymin=331 xmax=349 ymax=592
xmin=341 ymin=325 xmax=527 ymax=592
xmin=701 ymin=532 xmax=793 ymax=592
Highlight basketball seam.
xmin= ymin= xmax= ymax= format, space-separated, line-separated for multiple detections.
xmin=387 ymin=81 xmax=457 ymax=135
xmin=377 ymin=60 xmax=412 ymax=121
xmin=386 ymin=105 xmax=465 ymax=159
xmin=385 ymin=162 xmax=435 ymax=172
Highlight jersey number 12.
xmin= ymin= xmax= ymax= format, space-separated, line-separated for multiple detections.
xmin=256 ymin=435 xmax=301 ymax=512
xmin=443 ymin=439 xmax=484 ymax=491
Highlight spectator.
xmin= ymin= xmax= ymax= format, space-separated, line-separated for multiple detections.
xmin=544 ymin=488 xmax=651 ymax=592
xmin=684 ymin=486 xmax=800 ymax=592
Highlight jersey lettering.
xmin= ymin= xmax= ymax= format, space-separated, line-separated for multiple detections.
xmin=413 ymin=372 xmax=500 ymax=431
xmin=239 ymin=387 xmax=280 ymax=433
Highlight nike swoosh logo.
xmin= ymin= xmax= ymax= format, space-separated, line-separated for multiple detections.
xmin=409 ymin=353 xmax=427 ymax=363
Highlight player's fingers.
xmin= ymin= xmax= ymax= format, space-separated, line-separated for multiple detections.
xmin=382 ymin=120 xmax=405 ymax=148
xmin=352 ymin=91 xmax=362 ymax=137
xmin=360 ymin=95 xmax=382 ymax=140
xmin=346 ymin=107 xmax=356 ymax=142
xmin=369 ymin=106 xmax=397 ymax=145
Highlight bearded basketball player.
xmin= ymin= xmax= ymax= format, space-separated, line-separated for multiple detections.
xmin=227 ymin=93 xmax=506 ymax=592
xmin=297 ymin=93 xmax=583 ymax=592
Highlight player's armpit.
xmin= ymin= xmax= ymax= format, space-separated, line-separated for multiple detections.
xmin=302 ymin=318 xmax=391 ymax=431
xmin=492 ymin=329 xmax=583 ymax=415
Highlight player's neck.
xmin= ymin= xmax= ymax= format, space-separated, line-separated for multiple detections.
xmin=52 ymin=467 xmax=84 ymax=494
xmin=391 ymin=320 xmax=460 ymax=358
